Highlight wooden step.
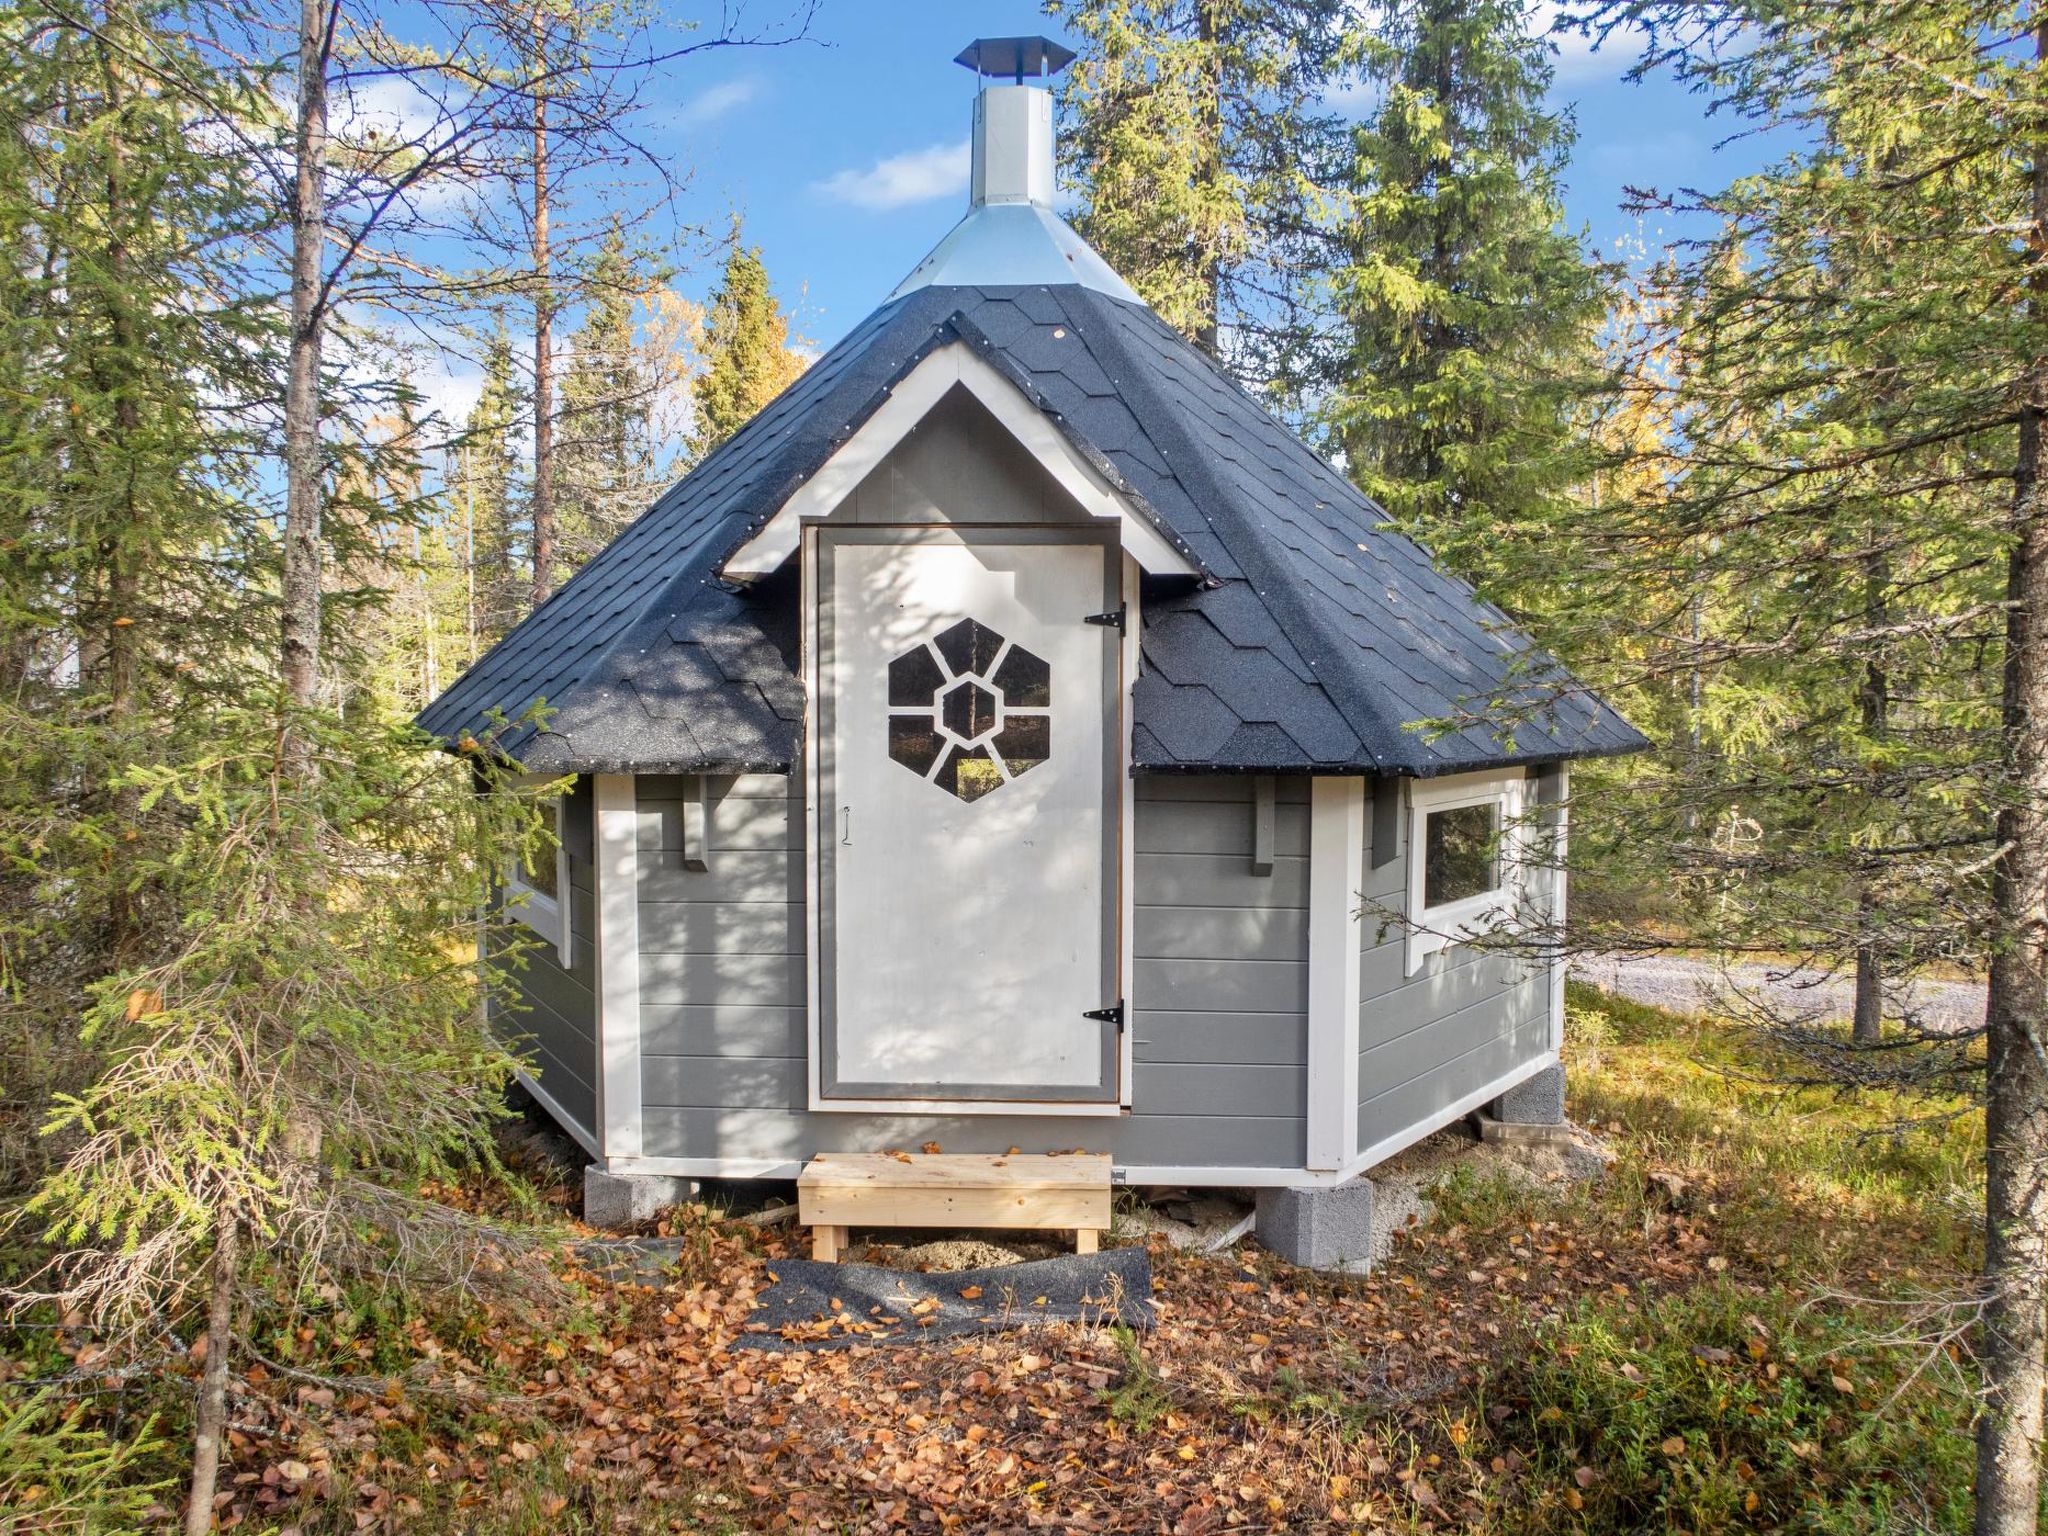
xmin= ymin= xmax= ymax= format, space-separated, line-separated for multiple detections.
xmin=796 ymin=1152 xmax=1112 ymax=1263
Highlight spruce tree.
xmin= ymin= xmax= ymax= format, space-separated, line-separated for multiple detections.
xmin=1544 ymin=6 xmax=2044 ymax=1525
xmin=455 ymin=327 xmax=529 ymax=649
xmin=558 ymin=225 xmax=661 ymax=568
xmin=1321 ymin=0 xmax=1607 ymax=588
xmin=1049 ymin=0 xmax=1347 ymax=392
xmin=687 ymin=226 xmax=804 ymax=462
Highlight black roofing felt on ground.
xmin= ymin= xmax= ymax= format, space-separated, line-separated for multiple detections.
xmin=416 ymin=283 xmax=1646 ymax=778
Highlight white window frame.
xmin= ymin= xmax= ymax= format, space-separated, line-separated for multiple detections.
xmin=505 ymin=793 xmax=572 ymax=969
xmin=1405 ymin=768 xmax=1527 ymax=977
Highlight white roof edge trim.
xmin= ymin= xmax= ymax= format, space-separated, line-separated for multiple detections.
xmin=718 ymin=342 xmax=1201 ymax=580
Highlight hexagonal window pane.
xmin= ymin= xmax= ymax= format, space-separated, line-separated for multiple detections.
xmin=888 ymin=714 xmax=943 ymax=777
xmin=934 ymin=743 xmax=1005 ymax=802
xmin=888 ymin=643 xmax=946 ymax=707
xmin=992 ymin=714 xmax=1049 ymax=776
xmin=940 ymin=678 xmax=1000 ymax=742
xmin=933 ymin=617 xmax=1004 ymax=679
xmin=991 ymin=644 xmax=1050 ymax=707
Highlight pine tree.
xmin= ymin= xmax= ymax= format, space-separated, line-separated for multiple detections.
xmin=1049 ymin=0 xmax=1347 ymax=390
xmin=687 ymin=226 xmax=805 ymax=462
xmin=1320 ymin=0 xmax=1608 ymax=588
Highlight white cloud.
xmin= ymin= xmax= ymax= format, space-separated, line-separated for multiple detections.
xmin=334 ymin=75 xmax=442 ymax=147
xmin=416 ymin=361 xmax=485 ymax=431
xmin=675 ymin=76 xmax=762 ymax=126
xmin=1531 ymin=2 xmax=1645 ymax=85
xmin=812 ymin=139 xmax=970 ymax=210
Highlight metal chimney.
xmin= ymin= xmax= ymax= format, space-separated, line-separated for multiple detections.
xmin=956 ymin=37 xmax=1074 ymax=209
xmin=891 ymin=37 xmax=1142 ymax=305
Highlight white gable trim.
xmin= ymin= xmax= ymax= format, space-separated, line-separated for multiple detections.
xmin=719 ymin=342 xmax=1200 ymax=580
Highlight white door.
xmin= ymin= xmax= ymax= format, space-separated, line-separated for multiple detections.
xmin=818 ymin=529 xmax=1120 ymax=1103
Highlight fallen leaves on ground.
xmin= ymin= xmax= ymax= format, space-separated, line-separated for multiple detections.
xmin=185 ymin=1183 xmax=1753 ymax=1535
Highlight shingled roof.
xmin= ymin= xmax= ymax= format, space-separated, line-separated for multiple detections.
xmin=417 ymin=281 xmax=1645 ymax=778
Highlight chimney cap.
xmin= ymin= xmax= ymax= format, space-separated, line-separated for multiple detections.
xmin=954 ymin=36 xmax=1076 ymax=82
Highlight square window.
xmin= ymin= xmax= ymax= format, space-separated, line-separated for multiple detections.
xmin=514 ymin=840 xmax=554 ymax=892
xmin=1423 ymin=801 xmax=1500 ymax=909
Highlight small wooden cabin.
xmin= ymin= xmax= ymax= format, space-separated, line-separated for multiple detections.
xmin=419 ymin=37 xmax=1641 ymax=1222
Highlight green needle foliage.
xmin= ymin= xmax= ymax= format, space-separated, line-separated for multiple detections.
xmin=0 ymin=0 xmax=281 ymax=1179
xmin=559 ymin=224 xmax=668 ymax=572
xmin=686 ymin=223 xmax=805 ymax=463
xmin=24 ymin=704 xmax=546 ymax=1323
xmin=1319 ymin=0 xmax=1610 ymax=589
xmin=0 ymin=0 xmax=557 ymax=1516
xmin=1050 ymin=0 xmax=1348 ymax=394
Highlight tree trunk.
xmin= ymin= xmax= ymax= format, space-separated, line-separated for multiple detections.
xmin=183 ymin=1216 xmax=239 ymax=1536
xmin=1854 ymin=542 xmax=1891 ymax=1047
xmin=1975 ymin=28 xmax=2048 ymax=1528
xmin=279 ymin=0 xmax=330 ymax=737
xmin=95 ymin=1 xmax=143 ymax=955
xmin=529 ymin=10 xmax=555 ymax=607
xmin=1194 ymin=0 xmax=1223 ymax=358
xmin=1851 ymin=941 xmax=1884 ymax=1044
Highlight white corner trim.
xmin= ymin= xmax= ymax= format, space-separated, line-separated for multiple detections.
xmin=802 ymin=529 xmax=825 ymax=1110
xmin=1306 ymin=777 xmax=1367 ymax=1171
xmin=1404 ymin=768 xmax=1530 ymax=978
xmin=594 ymin=774 xmax=643 ymax=1162
xmin=1118 ymin=552 xmax=1140 ymax=1109
xmin=1547 ymin=764 xmax=1570 ymax=1052
xmin=719 ymin=343 xmax=1200 ymax=580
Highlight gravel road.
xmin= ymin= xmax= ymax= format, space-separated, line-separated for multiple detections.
xmin=1575 ymin=952 xmax=1986 ymax=1036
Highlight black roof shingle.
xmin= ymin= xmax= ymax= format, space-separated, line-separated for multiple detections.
xmin=417 ymin=284 xmax=1645 ymax=777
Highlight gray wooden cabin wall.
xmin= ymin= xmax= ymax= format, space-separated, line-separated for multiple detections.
xmin=632 ymin=773 xmax=1311 ymax=1171
xmin=492 ymin=785 xmax=600 ymax=1144
xmin=503 ymin=769 xmax=1555 ymax=1179
xmin=1356 ymin=777 xmax=1550 ymax=1151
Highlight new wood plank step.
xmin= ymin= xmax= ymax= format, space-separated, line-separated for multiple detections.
xmin=797 ymin=1152 xmax=1112 ymax=1263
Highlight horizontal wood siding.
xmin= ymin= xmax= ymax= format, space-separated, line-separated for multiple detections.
xmin=634 ymin=773 xmax=1310 ymax=1173
xmin=1356 ymin=774 xmax=1551 ymax=1154
xmin=492 ymin=823 xmax=599 ymax=1139
xmin=1126 ymin=776 xmax=1309 ymax=1168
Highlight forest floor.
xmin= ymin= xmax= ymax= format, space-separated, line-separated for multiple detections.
xmin=1578 ymin=951 xmax=1986 ymax=1036
xmin=8 ymin=984 xmax=1991 ymax=1534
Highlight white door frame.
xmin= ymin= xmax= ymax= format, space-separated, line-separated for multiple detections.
xmin=803 ymin=524 xmax=1128 ymax=1115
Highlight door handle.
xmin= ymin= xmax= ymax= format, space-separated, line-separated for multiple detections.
xmin=841 ymin=806 xmax=851 ymax=845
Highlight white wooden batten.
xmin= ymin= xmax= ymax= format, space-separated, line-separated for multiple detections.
xmin=594 ymin=773 xmax=643 ymax=1161
xmin=1305 ymin=778 xmax=1367 ymax=1171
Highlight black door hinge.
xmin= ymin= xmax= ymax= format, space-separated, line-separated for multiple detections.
xmin=1084 ymin=605 xmax=1127 ymax=632
xmin=1084 ymin=1000 xmax=1125 ymax=1029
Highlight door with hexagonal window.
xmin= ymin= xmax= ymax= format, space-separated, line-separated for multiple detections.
xmin=816 ymin=529 xmax=1121 ymax=1103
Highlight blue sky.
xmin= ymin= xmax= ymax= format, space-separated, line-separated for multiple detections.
xmin=390 ymin=3 xmax=1773 ymax=424
xmin=668 ymin=3 xmax=1761 ymax=347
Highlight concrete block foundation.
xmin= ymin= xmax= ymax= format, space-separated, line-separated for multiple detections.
xmin=583 ymin=1166 xmax=695 ymax=1229
xmin=1255 ymin=1179 xmax=1378 ymax=1271
xmin=1490 ymin=1063 xmax=1566 ymax=1126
